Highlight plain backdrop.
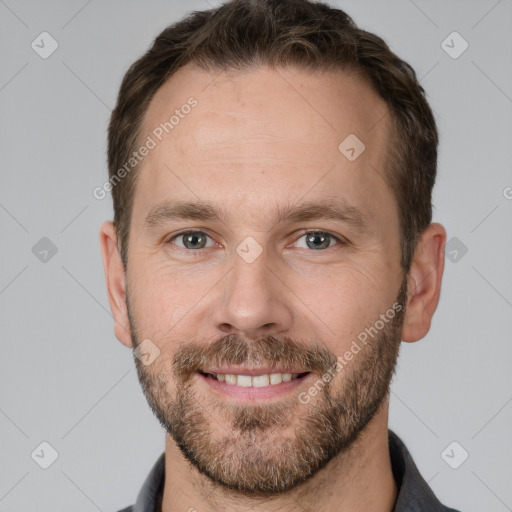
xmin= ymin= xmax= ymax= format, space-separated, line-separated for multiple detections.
xmin=1 ymin=1 xmax=511 ymax=511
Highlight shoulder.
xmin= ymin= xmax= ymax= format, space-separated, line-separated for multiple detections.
xmin=388 ymin=430 xmax=462 ymax=512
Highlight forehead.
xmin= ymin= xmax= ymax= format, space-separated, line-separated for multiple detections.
xmin=132 ymin=63 xmax=393 ymax=231
xmin=142 ymin=63 xmax=388 ymax=151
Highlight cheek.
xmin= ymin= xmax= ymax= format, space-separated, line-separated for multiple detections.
xmin=288 ymin=262 xmax=398 ymax=352
xmin=128 ymin=261 xmax=186 ymax=336
xmin=129 ymin=256 xmax=223 ymax=346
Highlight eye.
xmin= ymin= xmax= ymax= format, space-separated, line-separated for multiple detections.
xmin=168 ymin=230 xmax=216 ymax=250
xmin=166 ymin=229 xmax=345 ymax=252
xmin=292 ymin=230 xmax=343 ymax=251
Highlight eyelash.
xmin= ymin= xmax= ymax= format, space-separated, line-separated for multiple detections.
xmin=165 ymin=229 xmax=346 ymax=253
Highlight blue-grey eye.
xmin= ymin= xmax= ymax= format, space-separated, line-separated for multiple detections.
xmin=173 ymin=231 xmax=213 ymax=250
xmin=295 ymin=231 xmax=339 ymax=250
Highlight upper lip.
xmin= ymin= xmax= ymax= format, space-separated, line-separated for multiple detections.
xmin=200 ymin=367 xmax=310 ymax=376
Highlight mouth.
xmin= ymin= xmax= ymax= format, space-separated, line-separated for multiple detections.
xmin=199 ymin=370 xmax=310 ymax=387
xmin=197 ymin=368 xmax=313 ymax=401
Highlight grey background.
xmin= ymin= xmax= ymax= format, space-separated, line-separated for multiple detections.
xmin=1 ymin=1 xmax=511 ymax=511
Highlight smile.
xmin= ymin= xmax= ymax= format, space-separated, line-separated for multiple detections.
xmin=197 ymin=367 xmax=313 ymax=401
xmin=200 ymin=371 xmax=310 ymax=387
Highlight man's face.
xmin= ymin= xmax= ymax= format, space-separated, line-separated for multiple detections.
xmin=125 ymin=64 xmax=406 ymax=493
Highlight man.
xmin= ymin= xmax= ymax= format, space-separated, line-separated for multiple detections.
xmin=99 ymin=0 xmax=460 ymax=510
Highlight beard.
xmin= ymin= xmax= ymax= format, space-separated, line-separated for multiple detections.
xmin=127 ymin=278 xmax=407 ymax=496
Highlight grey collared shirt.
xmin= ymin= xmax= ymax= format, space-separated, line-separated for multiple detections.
xmin=117 ymin=430 xmax=461 ymax=512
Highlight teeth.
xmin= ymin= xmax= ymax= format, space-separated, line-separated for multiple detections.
xmin=237 ymin=375 xmax=252 ymax=387
xmin=269 ymin=373 xmax=282 ymax=385
xmin=213 ymin=372 xmax=304 ymax=387
xmin=252 ymin=374 xmax=270 ymax=387
xmin=225 ymin=374 xmax=237 ymax=385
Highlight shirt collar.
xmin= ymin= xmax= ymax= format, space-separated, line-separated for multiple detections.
xmin=388 ymin=429 xmax=459 ymax=511
xmin=132 ymin=452 xmax=165 ymax=512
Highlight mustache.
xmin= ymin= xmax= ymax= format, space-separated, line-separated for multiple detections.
xmin=172 ymin=334 xmax=338 ymax=382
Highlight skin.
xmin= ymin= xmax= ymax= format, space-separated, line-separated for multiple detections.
xmin=100 ymin=63 xmax=446 ymax=512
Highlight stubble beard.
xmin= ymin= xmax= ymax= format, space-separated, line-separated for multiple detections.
xmin=128 ymin=279 xmax=407 ymax=495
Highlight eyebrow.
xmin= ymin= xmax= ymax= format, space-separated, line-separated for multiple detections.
xmin=143 ymin=198 xmax=370 ymax=233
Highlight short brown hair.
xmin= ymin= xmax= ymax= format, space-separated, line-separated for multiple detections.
xmin=107 ymin=0 xmax=438 ymax=272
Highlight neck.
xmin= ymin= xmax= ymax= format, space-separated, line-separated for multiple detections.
xmin=161 ymin=401 xmax=397 ymax=512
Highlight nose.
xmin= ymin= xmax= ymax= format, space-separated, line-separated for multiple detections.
xmin=211 ymin=246 xmax=294 ymax=340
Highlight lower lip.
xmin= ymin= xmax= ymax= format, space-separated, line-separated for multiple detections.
xmin=198 ymin=373 xmax=314 ymax=402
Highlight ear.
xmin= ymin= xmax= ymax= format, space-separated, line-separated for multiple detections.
xmin=401 ymin=223 xmax=446 ymax=343
xmin=99 ymin=221 xmax=133 ymax=348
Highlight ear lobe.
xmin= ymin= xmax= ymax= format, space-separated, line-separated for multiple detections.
xmin=99 ymin=221 xmax=133 ymax=348
xmin=401 ymin=223 xmax=447 ymax=343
